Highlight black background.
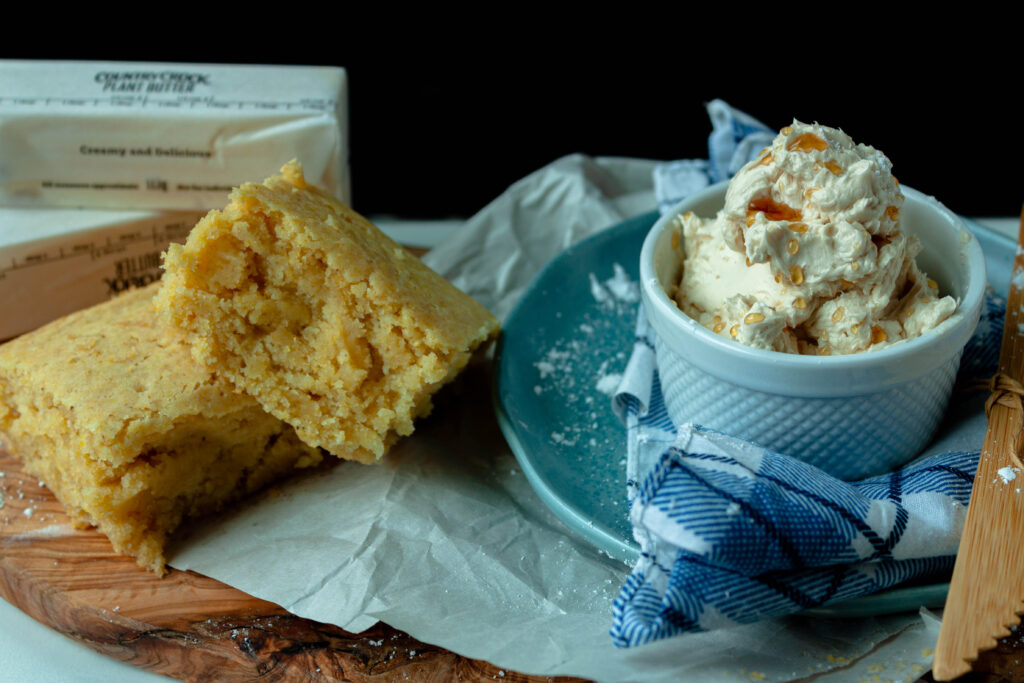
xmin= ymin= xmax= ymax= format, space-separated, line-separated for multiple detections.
xmin=4 ymin=54 xmax=1019 ymax=220
xmin=342 ymin=65 xmax=1020 ymax=219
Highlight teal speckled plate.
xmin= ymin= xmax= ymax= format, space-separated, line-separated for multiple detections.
xmin=493 ymin=212 xmax=1013 ymax=617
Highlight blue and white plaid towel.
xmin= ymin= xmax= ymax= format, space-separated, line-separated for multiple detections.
xmin=609 ymin=101 xmax=1004 ymax=647
xmin=653 ymin=99 xmax=777 ymax=214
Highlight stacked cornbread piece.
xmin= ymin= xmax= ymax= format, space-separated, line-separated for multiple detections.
xmin=0 ymin=162 xmax=499 ymax=574
xmin=157 ymin=162 xmax=498 ymax=464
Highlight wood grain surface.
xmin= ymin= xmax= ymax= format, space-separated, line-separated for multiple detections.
xmin=6 ymin=244 xmax=1024 ymax=682
xmin=932 ymin=211 xmax=1024 ymax=681
xmin=0 ymin=449 xmax=586 ymax=682
xmin=9 ymin=421 xmax=1024 ymax=682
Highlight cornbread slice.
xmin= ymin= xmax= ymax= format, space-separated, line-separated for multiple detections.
xmin=0 ymin=284 xmax=323 ymax=575
xmin=157 ymin=162 xmax=500 ymax=463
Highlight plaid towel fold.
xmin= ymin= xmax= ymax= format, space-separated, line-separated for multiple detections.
xmin=653 ymin=98 xmax=776 ymax=214
xmin=608 ymin=296 xmax=1002 ymax=647
xmin=609 ymin=99 xmax=1005 ymax=647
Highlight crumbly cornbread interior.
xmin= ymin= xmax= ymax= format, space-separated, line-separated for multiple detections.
xmin=157 ymin=162 xmax=500 ymax=463
xmin=0 ymin=285 xmax=323 ymax=574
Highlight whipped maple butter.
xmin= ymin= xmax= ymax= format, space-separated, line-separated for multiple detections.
xmin=672 ymin=121 xmax=956 ymax=355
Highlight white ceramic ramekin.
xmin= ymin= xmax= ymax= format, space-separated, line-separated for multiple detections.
xmin=640 ymin=182 xmax=987 ymax=480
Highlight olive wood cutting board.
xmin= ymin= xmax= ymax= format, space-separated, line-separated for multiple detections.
xmin=9 ymin=433 xmax=1024 ymax=681
xmin=0 ymin=448 xmax=586 ymax=682
xmin=5 ymin=240 xmax=1024 ymax=682
xmin=0 ymin=242 xmax=585 ymax=681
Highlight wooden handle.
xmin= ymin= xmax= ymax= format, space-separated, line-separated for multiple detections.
xmin=933 ymin=208 xmax=1024 ymax=680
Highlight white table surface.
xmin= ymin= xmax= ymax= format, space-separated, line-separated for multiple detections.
xmin=1 ymin=216 xmax=1017 ymax=682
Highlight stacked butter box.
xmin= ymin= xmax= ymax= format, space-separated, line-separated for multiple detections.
xmin=0 ymin=60 xmax=349 ymax=339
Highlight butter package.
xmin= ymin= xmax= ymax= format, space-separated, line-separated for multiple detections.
xmin=0 ymin=207 xmax=203 ymax=339
xmin=0 ymin=60 xmax=348 ymax=211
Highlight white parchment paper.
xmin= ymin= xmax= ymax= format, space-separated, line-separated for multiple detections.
xmin=171 ymin=154 xmax=940 ymax=682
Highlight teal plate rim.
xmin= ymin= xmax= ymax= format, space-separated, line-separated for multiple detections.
xmin=492 ymin=211 xmax=1014 ymax=618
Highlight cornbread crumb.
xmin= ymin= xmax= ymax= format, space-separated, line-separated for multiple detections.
xmin=157 ymin=161 xmax=500 ymax=462
xmin=0 ymin=285 xmax=323 ymax=574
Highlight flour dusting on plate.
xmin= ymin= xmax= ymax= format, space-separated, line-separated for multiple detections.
xmin=532 ymin=263 xmax=636 ymax=450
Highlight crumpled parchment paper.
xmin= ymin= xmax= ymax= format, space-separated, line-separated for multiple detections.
xmin=171 ymin=154 xmax=942 ymax=682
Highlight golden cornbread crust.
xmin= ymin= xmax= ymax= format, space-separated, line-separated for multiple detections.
xmin=0 ymin=285 xmax=323 ymax=574
xmin=157 ymin=162 xmax=500 ymax=463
